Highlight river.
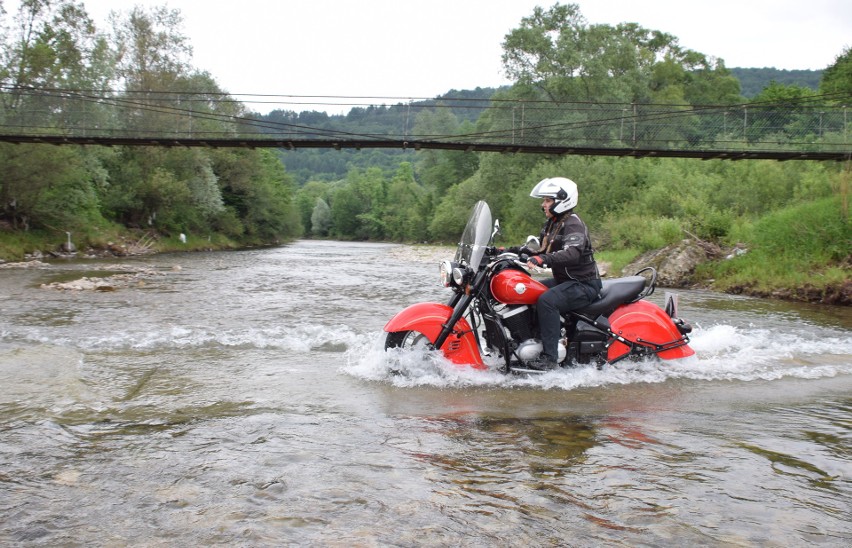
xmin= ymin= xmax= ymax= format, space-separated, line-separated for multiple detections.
xmin=1 ymin=240 xmax=850 ymax=546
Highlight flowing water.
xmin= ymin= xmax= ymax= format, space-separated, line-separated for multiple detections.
xmin=1 ymin=240 xmax=850 ymax=546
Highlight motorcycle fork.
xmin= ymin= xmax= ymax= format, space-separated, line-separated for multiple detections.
xmin=433 ymin=270 xmax=488 ymax=351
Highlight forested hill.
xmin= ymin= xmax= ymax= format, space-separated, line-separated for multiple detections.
xmin=730 ymin=67 xmax=823 ymax=97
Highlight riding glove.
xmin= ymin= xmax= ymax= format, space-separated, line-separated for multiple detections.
xmin=528 ymin=255 xmax=547 ymax=268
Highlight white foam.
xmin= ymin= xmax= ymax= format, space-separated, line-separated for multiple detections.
xmin=15 ymin=322 xmax=362 ymax=353
xmin=341 ymin=322 xmax=852 ymax=390
xmin=8 ymin=313 xmax=850 ymax=390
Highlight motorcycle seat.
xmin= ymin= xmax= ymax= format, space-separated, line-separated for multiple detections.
xmin=575 ymin=276 xmax=647 ymax=317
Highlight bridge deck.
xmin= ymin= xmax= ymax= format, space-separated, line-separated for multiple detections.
xmin=0 ymin=134 xmax=846 ymax=161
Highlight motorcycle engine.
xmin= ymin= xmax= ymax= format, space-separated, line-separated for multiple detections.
xmin=495 ymin=304 xmax=569 ymax=363
xmin=494 ymin=304 xmax=534 ymax=341
xmin=517 ymin=339 xmax=567 ymax=362
xmin=516 ymin=339 xmax=543 ymax=361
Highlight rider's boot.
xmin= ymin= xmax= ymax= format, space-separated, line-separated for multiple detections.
xmin=526 ymin=354 xmax=559 ymax=370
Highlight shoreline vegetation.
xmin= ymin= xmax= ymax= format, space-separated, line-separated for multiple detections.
xmin=2 ymin=233 xmax=848 ymax=306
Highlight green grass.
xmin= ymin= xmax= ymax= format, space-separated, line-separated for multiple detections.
xmin=0 ymin=229 xmax=56 ymax=261
xmin=695 ymin=195 xmax=850 ymax=295
xmin=596 ymin=248 xmax=642 ymax=277
xmin=696 ymin=253 xmax=849 ymax=294
xmin=0 ymin=226 xmax=243 ymax=261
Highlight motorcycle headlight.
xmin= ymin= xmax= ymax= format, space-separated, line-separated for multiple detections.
xmin=452 ymin=266 xmax=467 ymax=286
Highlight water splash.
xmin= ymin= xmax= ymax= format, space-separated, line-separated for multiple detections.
xmin=341 ymin=323 xmax=852 ymax=390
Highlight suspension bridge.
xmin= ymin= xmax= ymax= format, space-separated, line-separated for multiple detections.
xmin=1 ymin=87 xmax=850 ymax=161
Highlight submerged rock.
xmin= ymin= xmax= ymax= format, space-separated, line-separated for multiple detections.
xmin=40 ymin=266 xmax=165 ymax=291
xmin=0 ymin=260 xmax=51 ymax=270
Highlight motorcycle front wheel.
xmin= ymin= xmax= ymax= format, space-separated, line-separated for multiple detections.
xmin=385 ymin=330 xmax=433 ymax=351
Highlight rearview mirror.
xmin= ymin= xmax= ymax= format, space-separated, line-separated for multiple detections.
xmin=491 ymin=219 xmax=501 ymax=242
xmin=524 ymin=235 xmax=540 ymax=253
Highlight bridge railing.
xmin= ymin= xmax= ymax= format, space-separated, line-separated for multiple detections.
xmin=465 ymin=101 xmax=850 ymax=153
xmin=1 ymin=86 xmax=850 ymax=159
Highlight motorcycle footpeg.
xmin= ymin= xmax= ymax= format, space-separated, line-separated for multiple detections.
xmin=510 ymin=366 xmax=552 ymax=375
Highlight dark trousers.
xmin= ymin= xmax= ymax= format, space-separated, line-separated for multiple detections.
xmin=538 ymin=278 xmax=602 ymax=360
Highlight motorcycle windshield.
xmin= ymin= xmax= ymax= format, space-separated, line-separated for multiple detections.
xmin=454 ymin=201 xmax=492 ymax=267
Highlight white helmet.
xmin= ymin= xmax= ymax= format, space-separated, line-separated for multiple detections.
xmin=529 ymin=177 xmax=578 ymax=215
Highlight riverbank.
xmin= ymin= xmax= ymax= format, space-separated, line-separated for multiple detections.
xmin=0 ymin=227 xmax=245 ymax=263
xmin=617 ymin=239 xmax=851 ymax=307
xmin=389 ymin=240 xmax=852 ymax=306
xmin=1 ymin=236 xmax=848 ymax=306
xmin=384 ymin=243 xmax=852 ymax=306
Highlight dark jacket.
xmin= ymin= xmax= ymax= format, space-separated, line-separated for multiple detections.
xmin=538 ymin=211 xmax=600 ymax=284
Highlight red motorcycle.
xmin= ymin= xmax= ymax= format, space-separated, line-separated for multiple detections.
xmin=384 ymin=201 xmax=694 ymax=373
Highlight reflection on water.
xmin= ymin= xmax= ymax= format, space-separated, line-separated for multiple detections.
xmin=0 ymin=241 xmax=850 ymax=545
xmin=410 ymin=416 xmax=597 ymax=474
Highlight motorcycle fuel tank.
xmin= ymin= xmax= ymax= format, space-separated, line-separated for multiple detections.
xmin=490 ymin=268 xmax=548 ymax=305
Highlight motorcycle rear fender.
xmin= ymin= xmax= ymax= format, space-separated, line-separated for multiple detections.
xmin=384 ymin=302 xmax=485 ymax=368
xmin=607 ymin=300 xmax=695 ymax=362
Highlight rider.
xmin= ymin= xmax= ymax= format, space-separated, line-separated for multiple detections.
xmin=525 ymin=177 xmax=602 ymax=369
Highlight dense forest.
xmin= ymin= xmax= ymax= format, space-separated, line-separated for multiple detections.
xmin=729 ymin=67 xmax=822 ymax=97
xmin=1 ymin=2 xmax=850 ymax=302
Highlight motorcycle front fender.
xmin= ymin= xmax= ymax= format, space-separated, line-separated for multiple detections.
xmin=384 ymin=302 xmax=485 ymax=368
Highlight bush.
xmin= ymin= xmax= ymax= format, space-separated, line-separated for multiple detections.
xmin=602 ymin=213 xmax=683 ymax=252
xmin=751 ymin=196 xmax=849 ymax=264
xmin=698 ymin=196 xmax=850 ymax=292
xmin=689 ymin=207 xmax=734 ymax=241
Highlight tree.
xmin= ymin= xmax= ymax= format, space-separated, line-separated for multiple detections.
xmin=329 ymin=167 xmax=389 ymax=239
xmin=820 ymin=47 xmax=852 ymax=98
xmin=1 ymin=0 xmax=114 ymax=108
xmin=110 ymin=5 xmax=192 ymax=92
xmin=107 ymin=4 xmax=195 ymax=135
xmin=0 ymin=142 xmax=99 ymax=231
xmin=413 ymin=107 xmax=480 ymax=196
xmin=0 ymin=0 xmax=113 ymax=233
xmin=382 ymin=162 xmax=427 ymax=241
xmin=310 ymin=198 xmax=332 ymax=236
xmin=501 ymin=3 xmax=739 ymax=105
xmin=746 ymin=81 xmax=821 ymax=143
xmin=295 ymin=180 xmax=333 ymax=234
xmin=230 ymin=149 xmax=301 ymax=241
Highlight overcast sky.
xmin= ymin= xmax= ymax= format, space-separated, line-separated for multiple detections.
xmin=7 ymin=0 xmax=852 ymax=113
